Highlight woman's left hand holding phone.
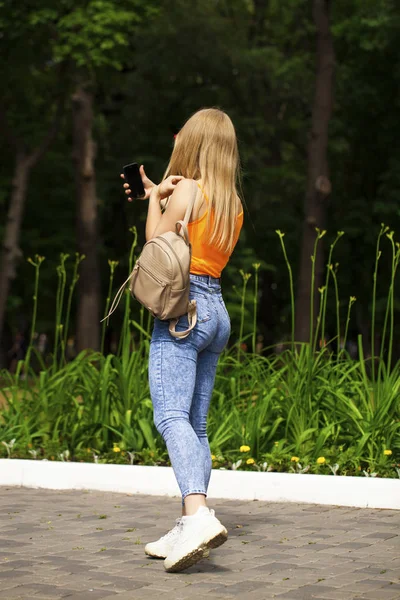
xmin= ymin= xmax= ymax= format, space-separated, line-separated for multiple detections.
xmin=121 ymin=165 xmax=154 ymax=202
xmin=121 ymin=165 xmax=184 ymax=202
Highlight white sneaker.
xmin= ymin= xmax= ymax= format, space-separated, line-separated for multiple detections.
xmin=164 ymin=506 xmax=228 ymax=573
xmin=144 ymin=518 xmax=210 ymax=560
xmin=145 ymin=518 xmax=183 ymax=558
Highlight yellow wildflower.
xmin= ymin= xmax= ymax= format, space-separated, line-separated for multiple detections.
xmin=316 ymin=456 xmax=326 ymax=465
xmin=246 ymin=458 xmax=255 ymax=465
xmin=211 ymin=454 xmax=216 ymax=460
xmin=384 ymin=449 xmax=392 ymax=456
xmin=113 ymin=446 xmax=121 ymax=453
xmin=240 ymin=445 xmax=251 ymax=453
xmin=291 ymin=456 xmax=300 ymax=462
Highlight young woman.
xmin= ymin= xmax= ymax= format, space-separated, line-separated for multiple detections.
xmin=122 ymin=108 xmax=243 ymax=573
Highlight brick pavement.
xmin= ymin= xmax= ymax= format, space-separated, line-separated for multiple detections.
xmin=0 ymin=487 xmax=399 ymax=600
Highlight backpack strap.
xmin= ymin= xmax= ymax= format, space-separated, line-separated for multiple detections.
xmin=175 ymin=180 xmax=198 ymax=244
xmin=100 ymin=269 xmax=136 ymax=324
xmin=168 ymin=299 xmax=197 ymax=339
xmin=169 ymin=181 xmax=198 ymax=337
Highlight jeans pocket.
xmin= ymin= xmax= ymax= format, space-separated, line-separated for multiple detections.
xmin=218 ymin=296 xmax=231 ymax=323
xmin=190 ymin=291 xmax=211 ymax=323
xmin=170 ymin=292 xmax=210 ymax=339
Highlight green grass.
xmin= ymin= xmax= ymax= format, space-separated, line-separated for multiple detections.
xmin=0 ymin=226 xmax=399 ymax=478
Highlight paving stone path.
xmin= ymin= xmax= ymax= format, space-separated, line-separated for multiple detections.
xmin=0 ymin=487 xmax=399 ymax=600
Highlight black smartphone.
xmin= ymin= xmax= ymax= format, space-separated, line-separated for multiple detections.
xmin=123 ymin=162 xmax=146 ymax=199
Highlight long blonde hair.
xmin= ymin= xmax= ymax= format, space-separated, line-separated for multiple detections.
xmin=164 ymin=108 xmax=242 ymax=253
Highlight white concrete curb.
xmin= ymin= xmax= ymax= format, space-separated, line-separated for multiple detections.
xmin=0 ymin=459 xmax=399 ymax=509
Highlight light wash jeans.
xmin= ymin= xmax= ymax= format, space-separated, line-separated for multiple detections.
xmin=149 ymin=274 xmax=231 ymax=500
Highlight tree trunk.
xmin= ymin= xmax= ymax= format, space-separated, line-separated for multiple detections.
xmin=0 ymin=99 xmax=62 ymax=354
xmin=295 ymin=0 xmax=335 ymax=343
xmin=72 ymin=86 xmax=100 ymax=352
xmin=0 ymin=155 xmax=30 ymax=347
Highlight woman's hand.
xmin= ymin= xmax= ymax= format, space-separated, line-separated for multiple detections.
xmin=121 ymin=165 xmax=183 ymax=202
xmin=157 ymin=175 xmax=185 ymax=200
xmin=120 ymin=164 xmax=155 ymax=201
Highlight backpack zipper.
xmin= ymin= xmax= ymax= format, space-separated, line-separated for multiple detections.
xmin=136 ymin=261 xmax=167 ymax=287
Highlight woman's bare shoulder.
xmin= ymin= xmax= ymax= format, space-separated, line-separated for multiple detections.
xmin=165 ymin=178 xmax=197 ymax=209
xmin=174 ymin=178 xmax=197 ymax=193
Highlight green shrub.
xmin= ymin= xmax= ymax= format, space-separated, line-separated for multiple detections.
xmin=1 ymin=226 xmax=399 ymax=478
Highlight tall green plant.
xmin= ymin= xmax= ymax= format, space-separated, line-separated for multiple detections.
xmin=101 ymin=260 xmax=119 ymax=355
xmin=371 ymin=224 xmax=388 ymax=382
xmin=237 ymin=269 xmax=251 ymax=361
xmin=25 ymin=254 xmax=45 ymax=374
xmin=252 ymin=263 xmax=260 ymax=354
xmin=320 ymin=231 xmax=344 ymax=347
xmin=63 ymin=253 xmax=84 ymax=360
xmin=53 ymin=254 xmax=69 ymax=372
xmin=378 ymin=231 xmax=400 ymax=375
xmin=329 ymin=263 xmax=340 ymax=357
xmin=276 ymin=230 xmax=295 ymax=353
xmin=309 ymin=229 xmax=326 ymax=349
xmin=118 ymin=226 xmax=138 ymax=360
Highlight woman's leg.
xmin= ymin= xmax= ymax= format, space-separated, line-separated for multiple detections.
xmin=149 ymin=338 xmax=210 ymax=507
xmin=189 ymin=348 xmax=220 ymax=494
xmin=188 ymin=293 xmax=230 ymax=500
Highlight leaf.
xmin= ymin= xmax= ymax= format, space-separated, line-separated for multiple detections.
xmin=138 ymin=418 xmax=156 ymax=451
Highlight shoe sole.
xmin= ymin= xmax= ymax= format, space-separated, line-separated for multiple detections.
xmin=145 ymin=548 xmax=210 ymax=560
xmin=164 ymin=530 xmax=227 ymax=573
xmin=145 ymin=551 xmax=164 ymax=559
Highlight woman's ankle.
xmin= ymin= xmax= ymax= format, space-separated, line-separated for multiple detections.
xmin=184 ymin=493 xmax=207 ymax=516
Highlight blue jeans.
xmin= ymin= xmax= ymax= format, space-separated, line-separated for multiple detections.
xmin=149 ymin=274 xmax=231 ymax=500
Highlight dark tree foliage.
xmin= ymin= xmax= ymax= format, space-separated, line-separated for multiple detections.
xmin=1 ymin=0 xmax=400 ymax=358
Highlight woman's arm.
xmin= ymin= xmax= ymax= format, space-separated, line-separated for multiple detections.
xmin=120 ymin=166 xmax=190 ymax=241
xmin=145 ymin=185 xmax=163 ymax=241
xmin=146 ymin=178 xmax=194 ymax=241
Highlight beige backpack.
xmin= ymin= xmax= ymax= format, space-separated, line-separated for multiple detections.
xmin=103 ymin=181 xmax=198 ymax=339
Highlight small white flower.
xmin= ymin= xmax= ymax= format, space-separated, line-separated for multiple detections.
xmin=1 ymin=439 xmax=16 ymax=458
xmin=328 ymin=463 xmax=339 ymax=476
xmin=59 ymin=450 xmax=70 ymax=462
xmin=363 ymin=470 xmax=377 ymax=478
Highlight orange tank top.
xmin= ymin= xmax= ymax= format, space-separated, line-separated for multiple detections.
xmin=187 ymin=184 xmax=243 ymax=278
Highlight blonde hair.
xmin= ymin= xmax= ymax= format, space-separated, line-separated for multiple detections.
xmin=164 ymin=108 xmax=242 ymax=253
